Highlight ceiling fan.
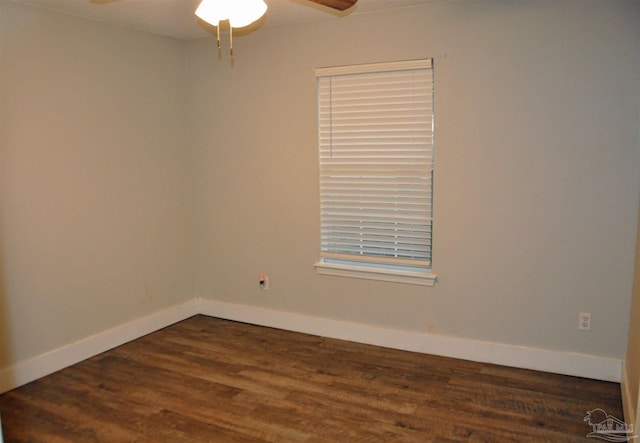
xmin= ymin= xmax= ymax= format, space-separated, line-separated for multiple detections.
xmin=195 ymin=0 xmax=357 ymax=55
xmin=91 ymin=0 xmax=358 ymax=54
xmin=194 ymin=0 xmax=358 ymax=27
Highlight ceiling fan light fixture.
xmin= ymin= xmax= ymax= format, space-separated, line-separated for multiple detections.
xmin=195 ymin=0 xmax=267 ymax=28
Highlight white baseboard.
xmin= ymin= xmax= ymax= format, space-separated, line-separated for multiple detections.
xmin=198 ymin=299 xmax=623 ymax=383
xmin=0 ymin=297 xmax=623 ymax=395
xmin=0 ymin=299 xmax=199 ymax=394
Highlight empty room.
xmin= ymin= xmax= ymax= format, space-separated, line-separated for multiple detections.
xmin=0 ymin=0 xmax=639 ymax=441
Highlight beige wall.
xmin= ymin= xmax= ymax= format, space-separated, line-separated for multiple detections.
xmin=625 ymin=56 xmax=640 ymax=428
xmin=0 ymin=0 xmax=638 ymax=377
xmin=187 ymin=1 xmax=640 ymax=358
xmin=626 ymin=198 xmax=640 ymax=424
xmin=0 ymin=2 xmax=193 ymax=367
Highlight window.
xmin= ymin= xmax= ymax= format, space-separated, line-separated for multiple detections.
xmin=314 ymin=59 xmax=436 ymax=286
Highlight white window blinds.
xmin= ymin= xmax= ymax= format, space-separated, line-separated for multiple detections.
xmin=316 ymin=59 xmax=434 ymax=275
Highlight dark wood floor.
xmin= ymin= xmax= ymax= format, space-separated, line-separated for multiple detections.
xmin=0 ymin=315 xmax=624 ymax=442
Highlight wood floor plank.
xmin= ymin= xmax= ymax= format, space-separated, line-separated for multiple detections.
xmin=0 ymin=315 xmax=625 ymax=442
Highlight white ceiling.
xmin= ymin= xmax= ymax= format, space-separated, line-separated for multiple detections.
xmin=8 ymin=0 xmax=437 ymax=40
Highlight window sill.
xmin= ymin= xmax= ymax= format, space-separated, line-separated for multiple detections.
xmin=314 ymin=261 xmax=437 ymax=287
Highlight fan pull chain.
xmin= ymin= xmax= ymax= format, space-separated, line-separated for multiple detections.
xmin=214 ymin=21 xmax=234 ymax=58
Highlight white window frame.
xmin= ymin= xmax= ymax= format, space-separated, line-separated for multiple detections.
xmin=314 ymin=59 xmax=437 ymax=286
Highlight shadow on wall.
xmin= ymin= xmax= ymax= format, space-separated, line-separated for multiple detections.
xmin=0 ymin=277 xmax=5 ymax=442
xmin=0 ymin=206 xmax=12 ymax=443
xmin=0 ymin=0 xmax=12 ymax=401
xmin=0 ymin=219 xmax=12 ymax=394
xmin=0 ymin=0 xmax=8 ymax=435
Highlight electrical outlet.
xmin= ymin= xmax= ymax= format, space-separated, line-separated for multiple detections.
xmin=259 ymin=274 xmax=269 ymax=291
xmin=578 ymin=312 xmax=591 ymax=331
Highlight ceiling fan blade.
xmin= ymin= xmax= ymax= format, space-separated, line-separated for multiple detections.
xmin=307 ymin=0 xmax=357 ymax=11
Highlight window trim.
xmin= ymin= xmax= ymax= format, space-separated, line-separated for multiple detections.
xmin=314 ymin=59 xmax=437 ymax=286
xmin=314 ymin=260 xmax=437 ymax=286
xmin=314 ymin=59 xmax=432 ymax=77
